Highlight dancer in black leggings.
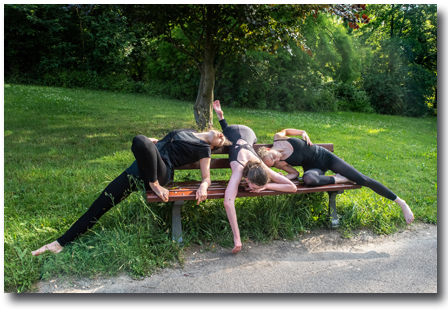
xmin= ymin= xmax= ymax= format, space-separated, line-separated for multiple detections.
xmin=257 ymin=128 xmax=414 ymax=224
xmin=32 ymin=129 xmax=230 ymax=256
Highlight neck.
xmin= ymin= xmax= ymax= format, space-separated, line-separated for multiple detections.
xmin=193 ymin=132 xmax=210 ymax=144
xmin=272 ymin=146 xmax=284 ymax=154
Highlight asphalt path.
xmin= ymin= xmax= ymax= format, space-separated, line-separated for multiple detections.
xmin=37 ymin=223 xmax=437 ymax=293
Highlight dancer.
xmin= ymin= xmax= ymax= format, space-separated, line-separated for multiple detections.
xmin=257 ymin=128 xmax=414 ymax=224
xmin=32 ymin=129 xmax=230 ymax=256
xmin=213 ymin=100 xmax=297 ymax=254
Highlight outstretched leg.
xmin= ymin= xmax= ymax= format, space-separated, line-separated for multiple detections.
xmin=32 ymin=171 xmax=138 ymax=256
xmin=328 ymin=154 xmax=414 ymax=224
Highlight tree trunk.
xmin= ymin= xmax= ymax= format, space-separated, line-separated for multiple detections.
xmin=390 ymin=4 xmax=394 ymax=38
xmin=193 ymin=13 xmax=216 ymax=131
xmin=193 ymin=61 xmax=215 ymax=131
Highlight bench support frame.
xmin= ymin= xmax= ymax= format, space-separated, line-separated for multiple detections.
xmin=171 ymin=190 xmax=345 ymax=242
xmin=327 ymin=190 xmax=344 ymax=229
xmin=172 ymin=200 xmax=184 ymax=244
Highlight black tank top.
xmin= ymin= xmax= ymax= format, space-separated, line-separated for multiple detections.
xmin=155 ymin=129 xmax=211 ymax=168
xmin=275 ymin=138 xmax=318 ymax=166
xmin=219 ymin=121 xmax=260 ymax=166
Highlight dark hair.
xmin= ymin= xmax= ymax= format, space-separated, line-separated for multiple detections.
xmin=242 ymin=160 xmax=270 ymax=186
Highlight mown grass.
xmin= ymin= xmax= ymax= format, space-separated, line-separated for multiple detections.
xmin=4 ymin=84 xmax=437 ymax=292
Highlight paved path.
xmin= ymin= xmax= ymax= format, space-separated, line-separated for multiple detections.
xmin=38 ymin=223 xmax=437 ymax=293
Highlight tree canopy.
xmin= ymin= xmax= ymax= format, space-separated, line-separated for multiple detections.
xmin=4 ymin=4 xmax=436 ymax=118
xmin=118 ymin=4 xmax=370 ymax=129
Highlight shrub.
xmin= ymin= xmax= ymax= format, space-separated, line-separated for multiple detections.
xmin=333 ymin=82 xmax=374 ymax=113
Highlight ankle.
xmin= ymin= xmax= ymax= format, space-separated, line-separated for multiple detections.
xmin=149 ymin=181 xmax=160 ymax=188
xmin=394 ymin=197 xmax=406 ymax=206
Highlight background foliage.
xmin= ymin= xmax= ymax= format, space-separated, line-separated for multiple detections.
xmin=4 ymin=4 xmax=437 ymax=117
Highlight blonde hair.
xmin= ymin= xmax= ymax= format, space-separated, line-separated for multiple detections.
xmin=257 ymin=146 xmax=270 ymax=160
xmin=242 ymin=160 xmax=270 ymax=186
xmin=210 ymin=130 xmax=232 ymax=147
xmin=222 ymin=137 xmax=232 ymax=147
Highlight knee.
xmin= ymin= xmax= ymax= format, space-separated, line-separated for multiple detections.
xmin=132 ymin=135 xmax=150 ymax=152
xmin=303 ymin=173 xmax=318 ymax=186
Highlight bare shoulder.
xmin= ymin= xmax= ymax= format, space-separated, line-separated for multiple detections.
xmin=273 ymin=133 xmax=289 ymax=141
xmin=229 ymin=161 xmax=244 ymax=174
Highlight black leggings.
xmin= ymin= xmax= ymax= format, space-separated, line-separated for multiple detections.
xmin=131 ymin=135 xmax=170 ymax=187
xmin=56 ymin=136 xmax=170 ymax=246
xmin=302 ymin=154 xmax=397 ymax=201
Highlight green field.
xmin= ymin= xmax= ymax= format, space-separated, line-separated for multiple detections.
xmin=4 ymin=84 xmax=437 ymax=292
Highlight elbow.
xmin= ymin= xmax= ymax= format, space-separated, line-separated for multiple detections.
xmin=223 ymin=198 xmax=235 ymax=210
xmin=289 ymin=184 xmax=297 ymax=192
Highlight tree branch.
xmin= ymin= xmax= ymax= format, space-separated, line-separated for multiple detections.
xmin=179 ymin=23 xmax=202 ymax=59
xmin=323 ymin=26 xmax=341 ymax=50
xmin=167 ymin=31 xmax=203 ymax=72
xmin=217 ymin=15 xmax=242 ymax=46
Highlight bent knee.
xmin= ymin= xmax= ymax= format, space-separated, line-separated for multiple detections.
xmin=303 ymin=173 xmax=319 ymax=186
xmin=132 ymin=135 xmax=151 ymax=151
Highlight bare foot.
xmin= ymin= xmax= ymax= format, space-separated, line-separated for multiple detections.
xmin=149 ymin=181 xmax=169 ymax=202
xmin=395 ymin=197 xmax=414 ymax=224
xmin=334 ymin=173 xmax=353 ymax=184
xmin=400 ymin=200 xmax=414 ymax=224
xmin=31 ymin=240 xmax=63 ymax=256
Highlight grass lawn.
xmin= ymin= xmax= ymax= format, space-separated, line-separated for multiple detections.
xmin=4 ymin=84 xmax=437 ymax=292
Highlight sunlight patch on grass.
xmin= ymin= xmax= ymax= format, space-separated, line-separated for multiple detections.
xmin=86 ymin=133 xmax=118 ymax=138
xmin=367 ymin=128 xmax=385 ymax=134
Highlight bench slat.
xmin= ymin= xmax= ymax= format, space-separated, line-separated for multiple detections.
xmin=146 ymin=179 xmax=361 ymax=202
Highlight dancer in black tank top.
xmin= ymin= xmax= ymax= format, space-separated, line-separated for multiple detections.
xmin=257 ymin=128 xmax=414 ymax=225
xmin=31 ymin=129 xmax=229 ymax=256
xmin=219 ymin=120 xmax=259 ymax=166
xmin=213 ymin=100 xmax=297 ymax=254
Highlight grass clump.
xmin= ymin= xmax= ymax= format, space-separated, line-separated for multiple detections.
xmin=4 ymin=84 xmax=437 ymax=292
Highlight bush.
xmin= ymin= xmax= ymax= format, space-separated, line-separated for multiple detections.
xmin=6 ymin=69 xmax=141 ymax=94
xmin=333 ymin=83 xmax=375 ymax=113
xmin=362 ymin=37 xmax=435 ymax=118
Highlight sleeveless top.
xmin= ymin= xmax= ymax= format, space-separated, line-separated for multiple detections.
xmin=275 ymin=138 xmax=319 ymax=166
xmin=126 ymin=129 xmax=211 ymax=179
xmin=155 ymin=129 xmax=211 ymax=169
xmin=219 ymin=120 xmax=261 ymax=166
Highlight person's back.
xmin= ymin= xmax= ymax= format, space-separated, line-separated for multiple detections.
xmin=274 ymin=137 xmax=318 ymax=167
xmin=219 ymin=121 xmax=259 ymax=166
xmin=156 ymin=129 xmax=211 ymax=168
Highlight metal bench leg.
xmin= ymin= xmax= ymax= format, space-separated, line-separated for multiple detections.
xmin=328 ymin=190 xmax=343 ymax=229
xmin=172 ymin=200 xmax=184 ymax=244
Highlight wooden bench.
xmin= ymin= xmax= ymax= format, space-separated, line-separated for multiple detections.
xmin=146 ymin=143 xmax=361 ymax=243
